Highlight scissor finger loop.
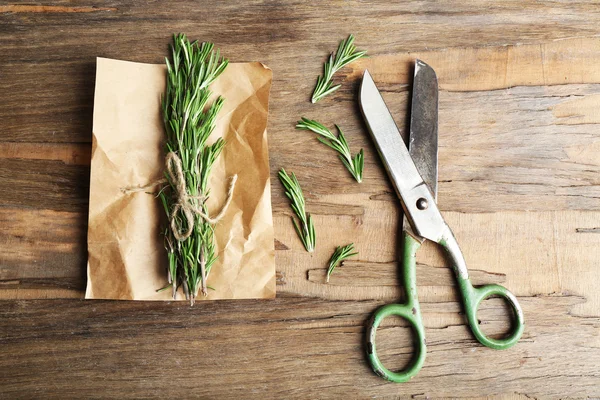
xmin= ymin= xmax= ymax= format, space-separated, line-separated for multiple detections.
xmin=460 ymin=281 xmax=525 ymax=350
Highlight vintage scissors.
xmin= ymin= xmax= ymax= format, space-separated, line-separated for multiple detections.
xmin=359 ymin=60 xmax=524 ymax=382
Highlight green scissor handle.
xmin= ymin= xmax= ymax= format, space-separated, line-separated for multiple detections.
xmin=440 ymin=232 xmax=525 ymax=350
xmin=366 ymin=232 xmax=426 ymax=382
xmin=366 ymin=231 xmax=525 ymax=382
xmin=456 ymin=277 xmax=524 ymax=349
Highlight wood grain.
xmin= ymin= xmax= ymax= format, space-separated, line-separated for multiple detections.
xmin=0 ymin=5 xmax=116 ymax=13
xmin=0 ymin=296 xmax=598 ymax=399
xmin=1 ymin=1 xmax=600 ymax=398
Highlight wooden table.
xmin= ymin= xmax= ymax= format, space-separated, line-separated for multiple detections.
xmin=1 ymin=1 xmax=600 ymax=398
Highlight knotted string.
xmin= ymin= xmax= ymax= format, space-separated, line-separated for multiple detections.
xmin=165 ymin=152 xmax=237 ymax=240
xmin=122 ymin=151 xmax=237 ymax=241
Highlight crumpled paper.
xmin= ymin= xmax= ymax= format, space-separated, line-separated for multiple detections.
xmin=86 ymin=57 xmax=276 ymax=301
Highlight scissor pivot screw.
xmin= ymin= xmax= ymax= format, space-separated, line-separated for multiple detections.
xmin=416 ymin=198 xmax=428 ymax=210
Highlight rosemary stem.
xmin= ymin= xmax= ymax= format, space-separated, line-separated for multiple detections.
xmin=200 ymin=249 xmax=208 ymax=297
xmin=183 ymin=279 xmax=190 ymax=300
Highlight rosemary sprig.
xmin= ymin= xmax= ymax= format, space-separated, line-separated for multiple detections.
xmin=159 ymin=33 xmax=228 ymax=305
xmin=296 ymin=117 xmax=364 ymax=183
xmin=311 ymin=34 xmax=367 ymax=103
xmin=278 ymin=168 xmax=316 ymax=252
xmin=326 ymin=243 xmax=358 ymax=283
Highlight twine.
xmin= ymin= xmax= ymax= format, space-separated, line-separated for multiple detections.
xmin=122 ymin=151 xmax=237 ymax=241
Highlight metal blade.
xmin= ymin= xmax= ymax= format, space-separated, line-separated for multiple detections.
xmin=359 ymin=70 xmax=423 ymax=196
xmin=359 ymin=69 xmax=445 ymax=243
xmin=409 ymin=59 xmax=439 ymax=201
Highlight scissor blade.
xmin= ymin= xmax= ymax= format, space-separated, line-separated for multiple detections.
xmin=409 ymin=60 xmax=438 ymax=201
xmin=359 ymin=70 xmax=424 ymax=200
xmin=359 ymin=69 xmax=445 ymax=243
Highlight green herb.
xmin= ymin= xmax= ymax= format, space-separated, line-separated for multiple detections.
xmin=296 ymin=117 xmax=364 ymax=183
xmin=278 ymin=168 xmax=316 ymax=252
xmin=311 ymin=34 xmax=367 ymax=103
xmin=159 ymin=33 xmax=229 ymax=305
xmin=326 ymin=243 xmax=358 ymax=282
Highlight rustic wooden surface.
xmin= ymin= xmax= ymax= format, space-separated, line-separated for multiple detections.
xmin=1 ymin=1 xmax=600 ymax=398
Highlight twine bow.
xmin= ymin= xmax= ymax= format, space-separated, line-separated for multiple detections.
xmin=122 ymin=151 xmax=237 ymax=242
xmin=165 ymin=152 xmax=237 ymax=241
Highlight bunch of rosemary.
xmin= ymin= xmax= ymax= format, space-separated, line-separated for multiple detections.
xmin=159 ymin=34 xmax=229 ymax=305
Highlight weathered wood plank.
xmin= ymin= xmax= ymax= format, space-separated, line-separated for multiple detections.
xmin=0 ymin=142 xmax=90 ymax=165
xmin=2 ymin=1 xmax=600 ymax=56
xmin=277 ymin=83 xmax=600 ymax=213
xmin=0 ymin=295 xmax=597 ymax=399
xmin=275 ymin=210 xmax=600 ymax=317
xmin=0 ymin=5 xmax=116 ymax=13
xmin=0 ymin=158 xmax=89 ymax=212
xmin=3 ymin=208 xmax=600 ymax=321
xmin=2 ymin=3 xmax=600 ymax=145
xmin=350 ymin=37 xmax=600 ymax=90
xmin=2 ymin=83 xmax=600 ymax=213
xmin=0 ymin=208 xmax=86 ymax=294
xmin=0 ymin=61 xmax=96 ymax=143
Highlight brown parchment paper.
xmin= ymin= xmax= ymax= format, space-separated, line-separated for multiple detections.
xmin=85 ymin=57 xmax=275 ymax=301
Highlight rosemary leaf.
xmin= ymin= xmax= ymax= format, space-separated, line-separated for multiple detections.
xmin=278 ymin=168 xmax=316 ymax=252
xmin=326 ymin=243 xmax=358 ymax=283
xmin=311 ymin=34 xmax=367 ymax=103
xmin=296 ymin=118 xmax=364 ymax=183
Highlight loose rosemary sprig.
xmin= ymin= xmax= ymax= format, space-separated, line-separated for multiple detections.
xmin=326 ymin=243 xmax=358 ymax=283
xmin=159 ymin=33 xmax=228 ymax=305
xmin=296 ymin=117 xmax=364 ymax=183
xmin=278 ymin=168 xmax=316 ymax=252
xmin=311 ymin=34 xmax=367 ymax=103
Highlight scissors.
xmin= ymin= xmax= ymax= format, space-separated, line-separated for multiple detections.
xmin=359 ymin=60 xmax=524 ymax=382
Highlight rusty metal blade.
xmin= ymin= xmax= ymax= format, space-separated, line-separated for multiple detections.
xmin=409 ymin=59 xmax=439 ymax=201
